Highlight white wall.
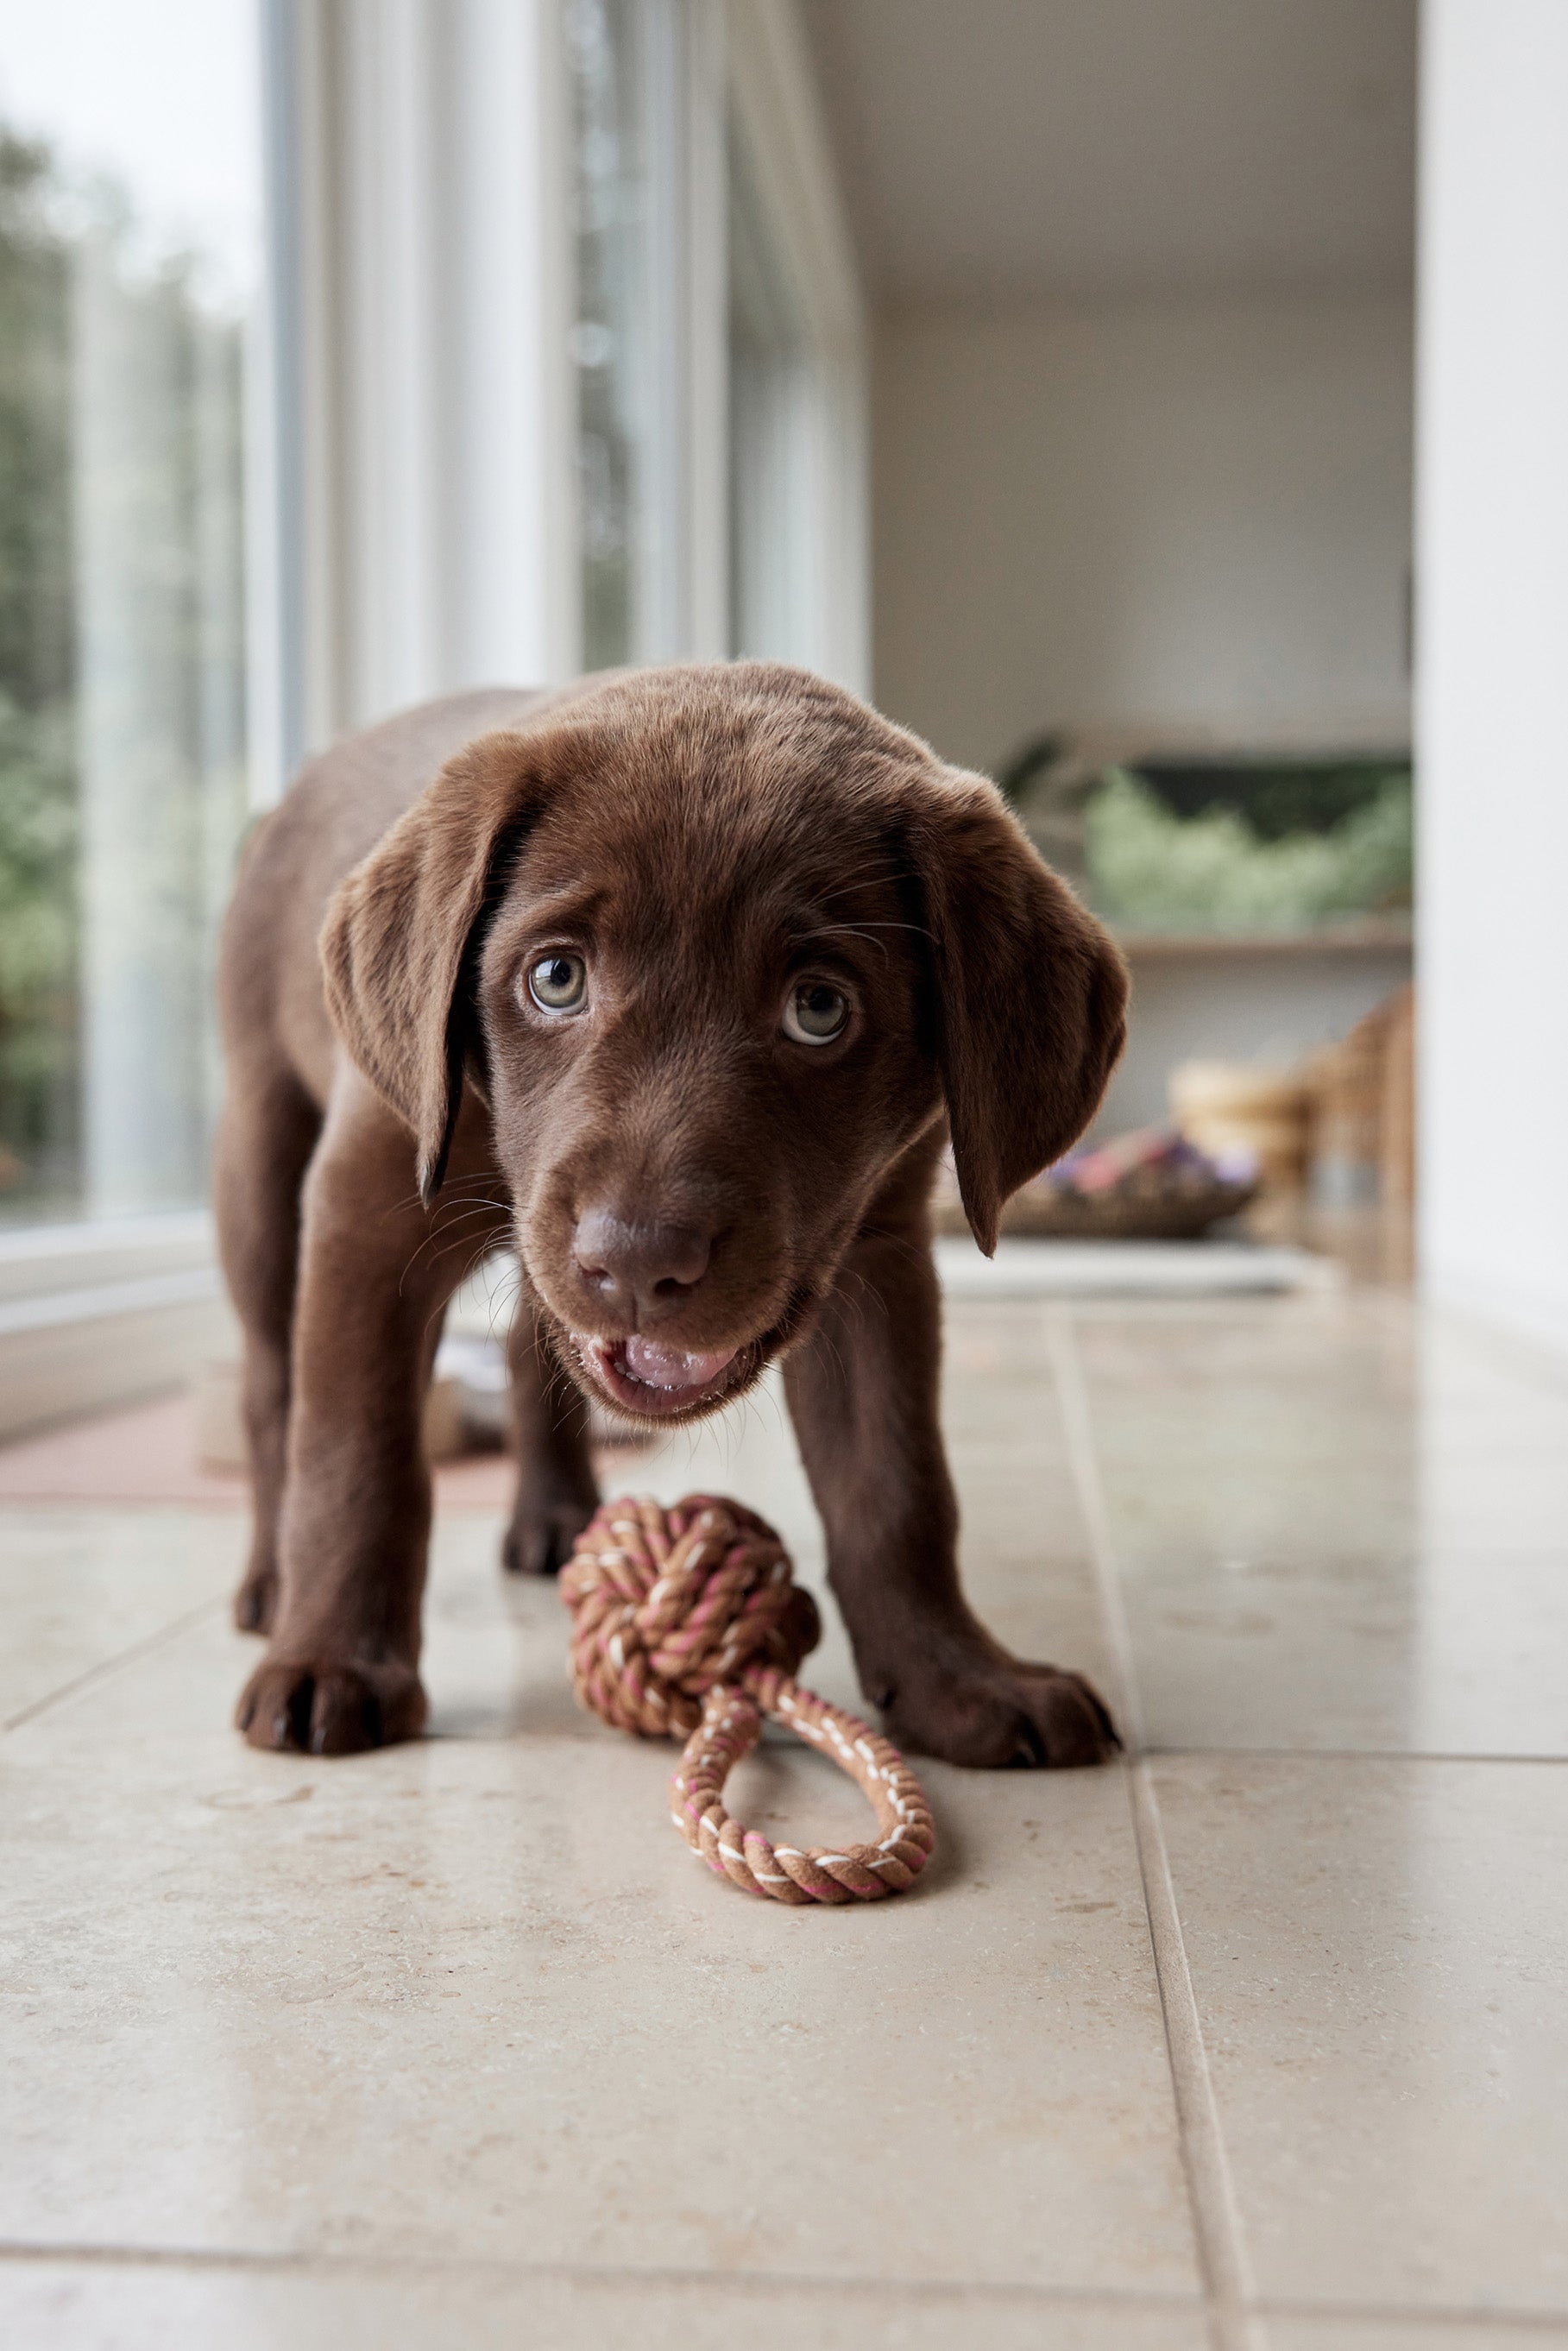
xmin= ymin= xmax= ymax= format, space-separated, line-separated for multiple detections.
xmin=872 ymin=292 xmax=1414 ymax=777
xmin=1417 ymin=0 xmax=1568 ymax=1354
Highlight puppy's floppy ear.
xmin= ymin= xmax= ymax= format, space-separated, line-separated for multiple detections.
xmin=319 ymin=729 xmax=550 ymax=1205
xmin=905 ymin=769 xmax=1129 ymax=1255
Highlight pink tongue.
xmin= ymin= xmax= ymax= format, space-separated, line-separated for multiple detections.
xmin=622 ymin=1336 xmax=737 ymax=1392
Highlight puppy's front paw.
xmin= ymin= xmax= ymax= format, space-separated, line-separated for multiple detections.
xmin=232 ymin=1559 xmax=277 ymax=1635
xmin=236 ymin=1654 xmax=427 ymax=1755
xmin=501 ymin=1487 xmax=596 ymax=1578
xmin=885 ymin=1656 xmax=1119 ymax=1770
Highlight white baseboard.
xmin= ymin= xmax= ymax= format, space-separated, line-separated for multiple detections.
xmin=0 ymin=1213 xmax=214 ymax=1303
xmin=935 ymin=1237 xmax=1341 ymax=1299
xmin=0 ymin=1216 xmax=234 ymax=1440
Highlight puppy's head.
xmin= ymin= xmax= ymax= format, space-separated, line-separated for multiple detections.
xmin=321 ymin=666 xmax=1126 ymax=1422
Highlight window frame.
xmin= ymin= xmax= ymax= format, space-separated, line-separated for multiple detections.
xmin=722 ymin=0 xmax=868 ymax=694
xmin=0 ymin=0 xmax=868 ymax=1434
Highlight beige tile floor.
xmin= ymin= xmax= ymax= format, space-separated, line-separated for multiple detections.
xmin=2 ymin=1289 xmax=1566 ymax=2350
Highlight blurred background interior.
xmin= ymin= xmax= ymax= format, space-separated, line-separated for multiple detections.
xmin=0 ymin=0 xmax=1563 ymax=1450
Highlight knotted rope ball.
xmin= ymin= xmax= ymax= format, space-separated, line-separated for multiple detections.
xmin=560 ymin=1495 xmax=936 ymax=1906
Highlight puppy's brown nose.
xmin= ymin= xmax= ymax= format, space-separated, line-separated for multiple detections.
xmin=572 ymin=1208 xmax=713 ymax=1320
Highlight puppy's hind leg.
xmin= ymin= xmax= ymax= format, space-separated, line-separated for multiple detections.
xmin=214 ymin=1062 xmax=322 ymax=1634
xmin=501 ymin=1290 xmax=598 ymax=1577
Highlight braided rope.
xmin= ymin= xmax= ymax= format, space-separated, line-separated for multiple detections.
xmin=559 ymin=1495 xmax=936 ymax=1906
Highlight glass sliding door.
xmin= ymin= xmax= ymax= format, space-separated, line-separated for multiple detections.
xmin=0 ymin=0 xmax=262 ymax=1224
xmin=568 ymin=0 xmax=650 ymax=672
xmin=566 ymin=0 xmax=710 ymax=673
xmin=727 ymin=116 xmax=810 ymax=665
xmin=559 ymin=0 xmax=869 ymax=686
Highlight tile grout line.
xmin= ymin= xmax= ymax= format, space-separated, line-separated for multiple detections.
xmin=3 ymin=2247 xmax=1560 ymax=2339
xmin=0 ymin=2240 xmax=1203 ymax=2311
xmin=2 ymin=1599 xmax=224 ymax=1736
xmin=1046 ymin=1305 xmax=1265 ymax=2351
xmin=1124 ymin=1767 xmax=1263 ymax=2351
xmin=1150 ymin=1744 xmax=1568 ymax=1768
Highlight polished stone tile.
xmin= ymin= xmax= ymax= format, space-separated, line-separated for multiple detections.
xmin=12 ymin=1287 xmax=1566 ymax=2335
xmin=1074 ymin=1296 xmax=1568 ymax=1563
xmin=1074 ymin=1301 xmax=1426 ymax=1562
xmin=1071 ymin=1301 xmax=1568 ymax=1756
xmin=0 ymin=1509 xmax=240 ymax=1729
xmin=1 ymin=1638 xmax=1192 ymax=2287
xmin=1154 ymin=1754 xmax=1568 ymax=2315
xmin=0 ymin=1383 xmax=1193 ymax=2294
xmin=0 ymin=2261 xmax=1211 ymax=2351
xmin=1111 ymin=1546 xmax=1568 ymax=1758
xmin=940 ymin=1320 xmax=1116 ymax=1686
xmin=1416 ymin=1316 xmax=1568 ymax=1558
xmin=1268 ymin=2318 xmax=1568 ymax=2351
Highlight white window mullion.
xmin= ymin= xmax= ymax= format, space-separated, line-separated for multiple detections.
xmin=274 ymin=0 xmax=575 ymax=748
xmin=447 ymin=0 xmax=577 ymax=690
xmin=341 ymin=0 xmax=443 ymax=722
xmin=685 ymin=0 xmax=730 ymax=662
xmin=726 ymin=0 xmax=868 ymax=693
xmin=639 ymin=0 xmax=689 ymax=664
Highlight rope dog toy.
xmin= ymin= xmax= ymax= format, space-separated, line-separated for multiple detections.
xmin=559 ymin=1494 xmax=935 ymax=1905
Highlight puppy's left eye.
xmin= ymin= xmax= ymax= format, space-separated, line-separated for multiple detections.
xmin=783 ymin=980 xmax=848 ymax=1045
xmin=527 ymin=953 xmax=588 ymax=1013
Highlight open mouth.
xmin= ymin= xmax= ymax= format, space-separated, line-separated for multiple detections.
xmin=576 ymin=1333 xmax=749 ymax=1420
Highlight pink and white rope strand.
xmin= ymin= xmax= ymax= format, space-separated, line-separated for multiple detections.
xmin=559 ymin=1494 xmax=936 ymax=1906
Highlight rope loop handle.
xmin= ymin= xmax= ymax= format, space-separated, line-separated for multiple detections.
xmin=560 ymin=1495 xmax=935 ymax=1906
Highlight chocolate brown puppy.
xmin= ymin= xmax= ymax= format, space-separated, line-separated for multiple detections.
xmin=217 ymin=664 xmax=1127 ymax=1765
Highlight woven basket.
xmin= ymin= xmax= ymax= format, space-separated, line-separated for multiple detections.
xmin=933 ymin=1158 xmax=1257 ymax=1243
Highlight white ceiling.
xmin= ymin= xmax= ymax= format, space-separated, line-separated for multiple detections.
xmin=798 ymin=0 xmax=1417 ymax=306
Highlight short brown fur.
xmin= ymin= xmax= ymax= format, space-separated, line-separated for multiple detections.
xmin=217 ymin=665 xmax=1127 ymax=1766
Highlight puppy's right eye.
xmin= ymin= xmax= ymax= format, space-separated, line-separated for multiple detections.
xmin=783 ymin=979 xmax=848 ymax=1044
xmin=527 ymin=954 xmax=588 ymax=1014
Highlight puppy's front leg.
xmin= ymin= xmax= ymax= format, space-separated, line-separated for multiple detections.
xmin=784 ymin=1226 xmax=1118 ymax=1769
xmin=236 ymin=1075 xmax=504 ymax=1755
xmin=501 ymin=1291 xmax=599 ymax=1577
